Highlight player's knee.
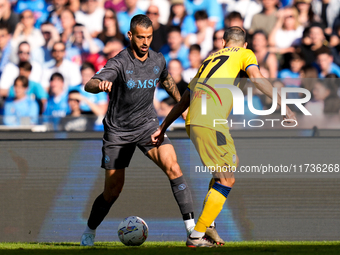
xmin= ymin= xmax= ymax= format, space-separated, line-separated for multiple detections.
xmin=167 ymin=162 xmax=183 ymax=179
xmin=105 ymin=184 xmax=124 ymax=202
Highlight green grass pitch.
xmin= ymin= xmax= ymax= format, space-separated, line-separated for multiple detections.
xmin=1 ymin=241 xmax=340 ymax=255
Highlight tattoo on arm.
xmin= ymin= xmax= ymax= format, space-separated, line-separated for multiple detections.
xmin=161 ymin=74 xmax=181 ymax=102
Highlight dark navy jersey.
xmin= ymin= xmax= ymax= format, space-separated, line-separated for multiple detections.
xmin=92 ymin=47 xmax=168 ymax=138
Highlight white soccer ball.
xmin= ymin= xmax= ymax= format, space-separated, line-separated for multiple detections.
xmin=117 ymin=216 xmax=149 ymax=246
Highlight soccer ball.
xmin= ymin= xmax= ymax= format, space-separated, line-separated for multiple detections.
xmin=117 ymin=216 xmax=149 ymax=246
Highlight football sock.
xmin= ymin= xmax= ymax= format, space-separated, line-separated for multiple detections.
xmin=194 ymin=182 xmax=231 ymax=233
xmin=87 ymin=193 xmax=115 ymax=230
xmin=184 ymin=218 xmax=195 ymax=234
xmin=84 ymin=225 xmax=96 ymax=235
xmin=170 ymin=175 xmax=194 ymax=217
xmin=190 ymin=229 xmax=205 ymax=238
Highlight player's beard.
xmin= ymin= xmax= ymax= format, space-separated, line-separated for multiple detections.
xmin=131 ymin=41 xmax=148 ymax=58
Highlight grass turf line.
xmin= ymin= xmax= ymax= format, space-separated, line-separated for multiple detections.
xmin=0 ymin=241 xmax=340 ymax=255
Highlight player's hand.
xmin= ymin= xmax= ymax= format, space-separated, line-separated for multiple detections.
xmin=182 ymin=108 xmax=188 ymax=121
xmin=98 ymin=80 xmax=112 ymax=92
xmin=150 ymin=127 xmax=165 ymax=147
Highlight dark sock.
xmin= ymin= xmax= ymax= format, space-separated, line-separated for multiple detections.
xmin=170 ymin=175 xmax=194 ymax=219
xmin=87 ymin=193 xmax=116 ymax=230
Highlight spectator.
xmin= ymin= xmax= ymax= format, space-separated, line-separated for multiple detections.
xmin=251 ymin=30 xmax=278 ymax=78
xmin=31 ymin=22 xmax=60 ymax=66
xmin=102 ymin=38 xmax=124 ymax=59
xmin=330 ymin=23 xmax=340 ymax=66
xmin=225 ymin=0 xmax=263 ymax=30
xmin=315 ymin=47 xmax=340 ymax=78
xmin=117 ymin=0 xmax=144 ymax=38
xmin=60 ymin=8 xmax=77 ymax=44
xmin=97 ymin=8 xmax=126 ymax=46
xmin=185 ymin=10 xmax=214 ymax=59
xmin=279 ymin=52 xmax=306 ymax=80
xmin=312 ymin=0 xmax=340 ymax=36
xmin=104 ymin=0 xmax=127 ymax=13
xmin=305 ymin=79 xmax=340 ymax=115
xmin=224 ymin=11 xmax=244 ymax=29
xmin=167 ymin=59 xmax=188 ymax=96
xmin=268 ymin=7 xmax=304 ymax=54
xmin=41 ymin=41 xmax=82 ymax=90
xmin=208 ymin=29 xmax=224 ymax=55
xmin=68 ymin=0 xmax=80 ymax=13
xmin=146 ymin=5 xmax=167 ymax=52
xmin=294 ymin=0 xmax=319 ymax=28
xmin=11 ymin=10 xmax=45 ymax=63
xmin=299 ymin=23 xmax=329 ymax=65
xmin=249 ymin=0 xmax=279 ymax=36
xmin=66 ymin=23 xmax=104 ymax=66
xmin=157 ymin=97 xmax=185 ymax=128
xmin=47 ymin=0 xmax=69 ymax=33
xmin=14 ymin=0 xmax=49 ymax=28
xmin=161 ymin=26 xmax=189 ymax=69
xmin=299 ymin=64 xmax=318 ymax=96
xmin=1 ymin=41 xmax=43 ymax=94
xmin=7 ymin=61 xmax=47 ymax=113
xmin=0 ymin=0 xmax=20 ymax=34
xmin=167 ymin=0 xmax=195 ymax=36
xmin=182 ymin=44 xmax=201 ymax=83
xmin=74 ymin=62 xmax=108 ymax=115
xmin=75 ymin=0 xmax=105 ymax=37
xmin=59 ymin=90 xmax=96 ymax=131
xmin=0 ymin=23 xmax=12 ymax=79
xmin=185 ymin=0 xmax=224 ymax=31
xmin=43 ymin=72 xmax=69 ymax=129
xmin=3 ymin=75 xmax=39 ymax=126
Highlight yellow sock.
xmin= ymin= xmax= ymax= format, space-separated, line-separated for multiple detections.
xmin=194 ymin=188 xmax=226 ymax=233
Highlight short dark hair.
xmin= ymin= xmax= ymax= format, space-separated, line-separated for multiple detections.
xmin=226 ymin=11 xmax=243 ymax=22
xmin=189 ymin=44 xmax=201 ymax=53
xmin=18 ymin=41 xmax=30 ymax=50
xmin=50 ymin=72 xmax=64 ymax=82
xmin=130 ymin=14 xmax=153 ymax=32
xmin=14 ymin=75 xmax=29 ymax=88
xmin=167 ymin=25 xmax=181 ymax=35
xmin=194 ymin=10 xmax=208 ymax=21
xmin=0 ymin=23 xmax=10 ymax=33
xmin=315 ymin=47 xmax=332 ymax=57
xmin=18 ymin=61 xmax=32 ymax=71
xmin=223 ymin=26 xmax=246 ymax=45
xmin=52 ymin=41 xmax=66 ymax=51
xmin=81 ymin=62 xmax=95 ymax=72
xmin=68 ymin=89 xmax=80 ymax=96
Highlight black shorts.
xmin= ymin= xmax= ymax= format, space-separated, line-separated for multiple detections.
xmin=101 ymin=122 xmax=171 ymax=170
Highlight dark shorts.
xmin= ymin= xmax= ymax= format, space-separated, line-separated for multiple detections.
xmin=101 ymin=122 xmax=171 ymax=170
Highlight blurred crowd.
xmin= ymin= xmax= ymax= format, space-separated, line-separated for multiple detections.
xmin=0 ymin=0 xmax=339 ymax=130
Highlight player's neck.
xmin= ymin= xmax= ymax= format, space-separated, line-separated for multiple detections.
xmin=130 ymin=47 xmax=148 ymax=62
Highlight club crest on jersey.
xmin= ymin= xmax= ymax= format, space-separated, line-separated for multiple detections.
xmin=153 ymin=66 xmax=160 ymax=75
xmin=126 ymin=79 xmax=136 ymax=89
xmin=126 ymin=70 xmax=133 ymax=74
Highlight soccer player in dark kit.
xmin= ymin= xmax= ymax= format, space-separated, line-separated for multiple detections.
xmin=80 ymin=14 xmax=222 ymax=246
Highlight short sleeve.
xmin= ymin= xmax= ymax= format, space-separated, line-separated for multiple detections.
xmin=92 ymin=58 xmax=120 ymax=82
xmin=159 ymin=54 xmax=168 ymax=80
xmin=241 ymin=50 xmax=258 ymax=72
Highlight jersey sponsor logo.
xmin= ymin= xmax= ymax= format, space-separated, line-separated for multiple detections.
xmin=195 ymin=82 xmax=223 ymax=106
xmin=126 ymin=79 xmax=136 ymax=89
xmin=137 ymin=78 xmax=159 ymax=89
xmin=153 ymin=66 xmax=160 ymax=75
xmin=126 ymin=70 xmax=133 ymax=74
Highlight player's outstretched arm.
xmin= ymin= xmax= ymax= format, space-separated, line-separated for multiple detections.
xmin=247 ymin=66 xmax=296 ymax=121
xmin=160 ymin=73 xmax=181 ymax=103
xmin=151 ymin=90 xmax=190 ymax=146
xmin=85 ymin=79 xmax=112 ymax=94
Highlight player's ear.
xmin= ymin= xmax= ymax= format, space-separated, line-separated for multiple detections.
xmin=222 ymin=39 xmax=226 ymax=48
xmin=243 ymin=42 xmax=248 ymax=49
xmin=127 ymin=31 xmax=132 ymax=41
